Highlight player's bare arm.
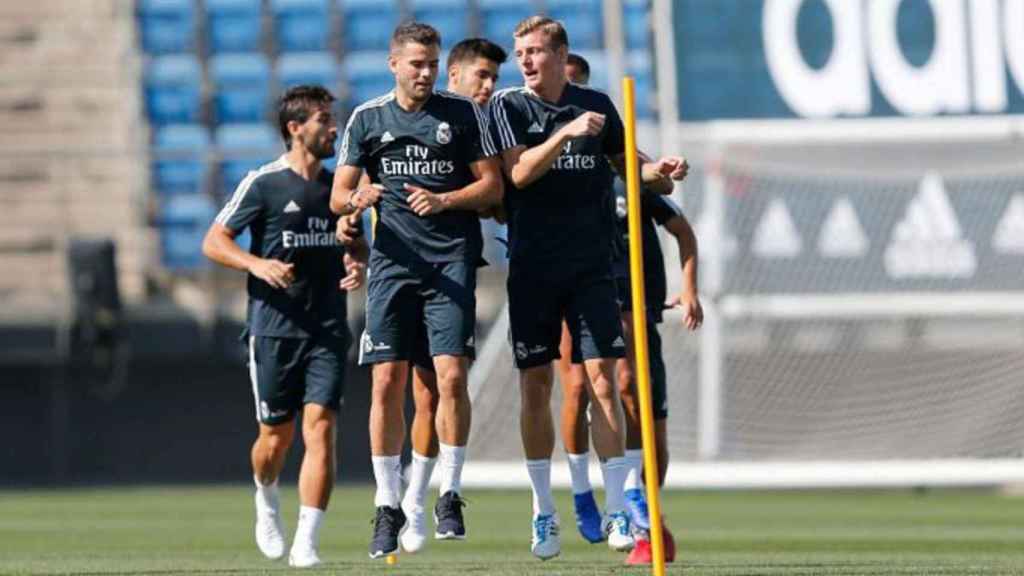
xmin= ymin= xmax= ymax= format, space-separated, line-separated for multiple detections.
xmin=405 ymin=157 xmax=504 ymax=216
xmin=500 ymin=111 xmax=606 ymax=189
xmin=329 ymin=164 xmax=382 ymax=216
xmin=202 ymin=223 xmax=295 ymax=289
xmin=663 ymin=213 xmax=703 ymax=331
xmin=340 ymin=239 xmax=369 ymax=291
xmin=607 ymin=153 xmax=689 ymax=194
xmin=335 ymin=172 xmax=375 ymax=244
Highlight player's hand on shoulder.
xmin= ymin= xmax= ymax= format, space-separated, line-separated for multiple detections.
xmin=404 ymin=183 xmax=446 ymax=216
xmin=249 ymin=258 xmax=295 ymax=289
xmin=560 ymin=111 xmax=606 ymax=139
xmin=336 ymin=213 xmax=363 ymax=245
xmin=668 ymin=291 xmax=703 ymax=331
xmin=339 ymin=253 xmax=366 ymax=291
xmin=653 ymin=156 xmax=690 ymax=181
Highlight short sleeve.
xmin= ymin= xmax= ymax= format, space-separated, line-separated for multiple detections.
xmin=215 ymin=173 xmax=264 ymax=232
xmin=339 ymin=106 xmax=369 ymax=168
xmin=463 ymin=99 xmax=499 ymax=161
xmin=490 ymin=91 xmax=529 ymax=151
xmin=645 ymin=194 xmax=683 ymax=226
xmin=601 ymin=93 xmax=626 ymax=157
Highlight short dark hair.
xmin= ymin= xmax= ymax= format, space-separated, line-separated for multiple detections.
xmin=278 ymin=85 xmax=335 ymax=149
xmin=446 ymin=38 xmax=508 ymax=71
xmin=566 ymin=53 xmax=590 ymax=80
xmin=390 ymin=21 xmax=441 ymax=52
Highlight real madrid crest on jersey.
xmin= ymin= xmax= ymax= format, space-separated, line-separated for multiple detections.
xmin=436 ymin=122 xmax=451 ymax=145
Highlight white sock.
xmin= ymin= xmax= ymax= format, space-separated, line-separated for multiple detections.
xmin=566 ymin=452 xmax=592 ymax=495
xmin=526 ymin=459 xmax=556 ymax=516
xmin=372 ymin=455 xmax=402 ymax=508
xmin=601 ymin=456 xmax=628 ymax=514
xmin=438 ymin=443 xmax=466 ymax=496
xmin=402 ymin=451 xmax=436 ymax=511
xmin=624 ymin=449 xmax=644 ymax=492
xmin=254 ymin=475 xmax=280 ymax=511
xmin=293 ymin=505 xmax=324 ymax=550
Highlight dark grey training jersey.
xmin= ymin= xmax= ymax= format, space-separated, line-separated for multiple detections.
xmin=215 ymin=156 xmax=348 ymax=340
xmin=490 ymin=83 xmax=625 ymax=270
xmin=339 ymin=90 xmax=497 ymax=264
xmin=613 ymin=188 xmax=684 ymax=322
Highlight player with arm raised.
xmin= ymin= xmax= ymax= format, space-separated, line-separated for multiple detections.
xmin=201 ymin=85 xmax=367 ymax=569
xmin=489 ymin=16 xmax=687 ymax=561
xmin=329 ymin=22 xmax=503 ymax=560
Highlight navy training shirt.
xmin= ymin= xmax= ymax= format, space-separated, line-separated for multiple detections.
xmin=489 ymin=83 xmax=625 ymax=271
xmin=215 ymin=156 xmax=349 ymax=340
xmin=613 ymin=188 xmax=684 ymax=322
xmin=339 ymin=90 xmax=498 ymax=265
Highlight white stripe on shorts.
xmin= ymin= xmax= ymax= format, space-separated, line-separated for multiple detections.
xmin=248 ymin=335 xmax=260 ymax=422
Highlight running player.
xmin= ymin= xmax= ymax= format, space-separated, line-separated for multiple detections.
xmin=329 ymin=22 xmax=503 ymax=560
xmin=202 ymin=85 xmax=366 ymax=568
xmin=489 ymin=16 xmax=688 ymax=560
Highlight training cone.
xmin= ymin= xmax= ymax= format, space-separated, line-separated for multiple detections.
xmin=625 ymin=520 xmax=676 ymax=565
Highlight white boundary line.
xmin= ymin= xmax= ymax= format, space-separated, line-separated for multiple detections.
xmin=458 ymin=460 xmax=1024 ymax=489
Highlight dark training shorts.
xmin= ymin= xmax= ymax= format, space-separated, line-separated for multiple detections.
xmin=360 ymin=255 xmax=476 ymax=365
xmin=507 ymin=261 xmax=625 ymax=369
xmin=647 ymin=320 xmax=668 ymax=420
xmin=248 ymin=335 xmax=347 ymax=425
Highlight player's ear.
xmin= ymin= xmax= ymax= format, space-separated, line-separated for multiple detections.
xmin=387 ymin=53 xmax=398 ymax=75
xmin=447 ymin=65 xmax=460 ymax=85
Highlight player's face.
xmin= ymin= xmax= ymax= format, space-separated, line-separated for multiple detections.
xmin=293 ymin=105 xmax=338 ymax=160
xmin=565 ymin=64 xmax=589 ymax=86
xmin=449 ymin=57 xmax=500 ymax=105
xmin=390 ymin=41 xmax=440 ymax=103
xmin=514 ymin=31 xmax=566 ymax=93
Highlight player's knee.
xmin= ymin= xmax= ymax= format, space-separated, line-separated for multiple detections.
xmin=371 ymin=375 xmax=405 ymax=406
xmin=436 ymin=371 xmax=467 ymax=401
xmin=590 ymin=378 xmax=619 ymax=406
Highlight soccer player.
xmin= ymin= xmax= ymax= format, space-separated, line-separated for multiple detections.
xmin=335 ymin=36 xmax=508 ymax=555
xmin=329 ymin=23 xmax=503 ymax=560
xmin=490 ymin=16 xmax=689 ymax=560
xmin=201 ymin=85 xmax=366 ymax=568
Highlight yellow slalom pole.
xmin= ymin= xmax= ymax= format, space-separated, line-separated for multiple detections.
xmin=622 ymin=76 xmax=666 ymax=576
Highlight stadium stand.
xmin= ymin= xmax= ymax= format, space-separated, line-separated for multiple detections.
xmin=410 ymin=0 xmax=469 ymax=45
xmin=340 ymin=0 xmax=402 ymax=53
xmin=271 ymin=0 xmax=331 ymax=53
xmin=143 ymin=55 xmax=202 ymax=125
xmin=209 ymin=52 xmax=271 ymax=124
xmin=545 ymin=0 xmax=603 ymax=49
xmin=205 ymin=0 xmax=264 ymax=54
xmin=342 ymin=51 xmax=394 ymax=107
xmin=277 ymin=51 xmax=339 ymax=91
xmin=478 ymin=0 xmax=538 ymax=50
xmin=215 ymin=122 xmax=281 ymax=202
xmin=137 ymin=0 xmax=196 ymax=54
xmin=158 ymin=193 xmax=216 ymax=270
xmin=623 ymin=0 xmax=650 ymax=50
xmin=152 ymin=123 xmax=211 ymax=196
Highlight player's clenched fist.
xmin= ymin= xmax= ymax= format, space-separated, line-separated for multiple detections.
xmin=351 ymin=183 xmax=384 ymax=211
xmin=336 ymin=213 xmax=363 ymax=245
xmin=405 ymin=183 xmax=446 ymax=216
xmin=560 ymin=111 xmax=605 ymax=139
xmin=651 ymin=156 xmax=690 ymax=181
xmin=249 ymin=259 xmax=295 ymax=289
xmin=339 ymin=253 xmax=366 ymax=291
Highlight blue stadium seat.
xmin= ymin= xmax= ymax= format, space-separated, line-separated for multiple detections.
xmin=158 ymin=194 xmax=216 ymax=270
xmin=271 ymin=0 xmax=331 ymax=52
xmin=216 ymin=123 xmax=282 ymax=200
xmin=409 ymin=0 xmax=468 ymax=45
xmin=479 ymin=0 xmax=536 ymax=50
xmin=210 ymin=53 xmax=271 ymax=124
xmin=144 ymin=55 xmax=202 ymax=124
xmin=627 ymin=50 xmax=653 ymax=118
xmin=152 ymin=124 xmax=211 ymax=196
xmin=545 ymin=0 xmax=602 ymax=49
xmin=343 ymin=51 xmax=394 ymax=106
xmin=340 ymin=0 xmax=401 ymax=52
xmin=206 ymin=0 xmax=264 ymax=54
xmin=623 ymin=0 xmax=650 ymax=51
xmin=137 ymin=0 xmax=195 ymax=54
xmin=277 ymin=52 xmax=339 ymax=90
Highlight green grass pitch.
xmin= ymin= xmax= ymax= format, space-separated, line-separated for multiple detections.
xmin=2 ymin=486 xmax=1023 ymax=575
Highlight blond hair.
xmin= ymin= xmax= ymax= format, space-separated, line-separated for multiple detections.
xmin=513 ymin=16 xmax=568 ymax=51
